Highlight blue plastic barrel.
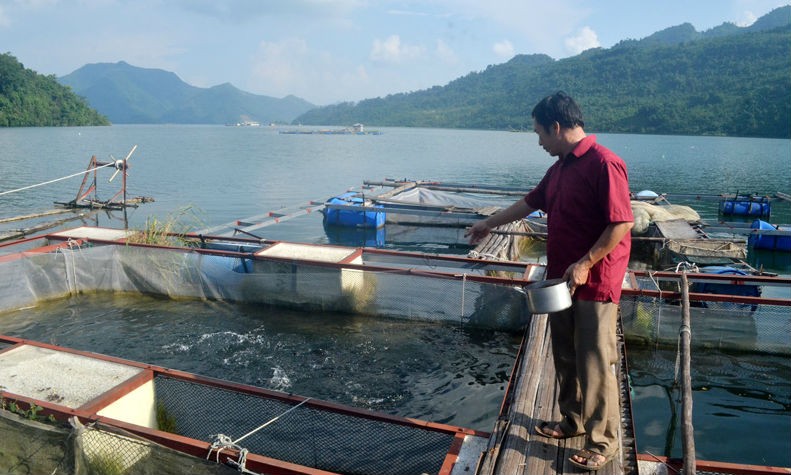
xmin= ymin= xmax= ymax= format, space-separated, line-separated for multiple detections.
xmin=749 ymin=219 xmax=791 ymax=252
xmin=323 ymin=192 xmax=386 ymax=229
xmin=691 ymin=266 xmax=761 ymax=312
xmin=719 ymin=196 xmax=771 ymax=217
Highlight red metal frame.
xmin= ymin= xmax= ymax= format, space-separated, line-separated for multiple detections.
xmin=31 ymin=229 xmax=791 ymax=306
xmin=636 ymin=453 xmax=791 ymax=474
xmin=0 ymin=238 xmax=86 ymax=264
xmin=0 ymin=335 xmax=487 ymax=475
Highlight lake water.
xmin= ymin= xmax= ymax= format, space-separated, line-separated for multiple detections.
xmin=0 ymin=125 xmax=790 ymax=467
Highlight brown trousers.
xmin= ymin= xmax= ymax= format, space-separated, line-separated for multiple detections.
xmin=549 ymin=300 xmax=620 ymax=457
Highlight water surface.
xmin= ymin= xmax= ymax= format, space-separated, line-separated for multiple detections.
xmin=0 ymin=126 xmax=789 ymax=466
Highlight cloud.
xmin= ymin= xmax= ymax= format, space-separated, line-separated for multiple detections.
xmin=492 ymin=39 xmax=514 ymax=59
xmin=0 ymin=6 xmax=9 ymax=27
xmin=735 ymin=10 xmax=758 ymax=27
xmin=438 ymin=0 xmax=588 ymax=58
xmin=435 ymin=39 xmax=458 ymax=64
xmin=251 ymin=38 xmax=309 ymax=92
xmin=370 ymin=35 xmax=425 ymax=63
xmin=173 ymin=0 xmax=365 ymax=23
xmin=248 ymin=38 xmax=376 ymax=104
xmin=12 ymin=0 xmax=60 ymax=8
xmin=564 ymin=26 xmax=600 ymax=55
xmin=386 ymin=9 xmax=431 ymax=17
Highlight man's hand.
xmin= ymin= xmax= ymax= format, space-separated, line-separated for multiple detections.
xmin=465 ymin=220 xmax=491 ymax=244
xmin=563 ymin=257 xmax=593 ymax=296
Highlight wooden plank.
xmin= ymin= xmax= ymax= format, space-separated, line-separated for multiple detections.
xmin=654 ymin=219 xmax=700 ymax=240
xmin=477 ymin=309 xmax=635 ymax=475
xmin=372 ymin=181 xmax=417 ymax=200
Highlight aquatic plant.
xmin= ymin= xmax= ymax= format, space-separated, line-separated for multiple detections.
xmin=156 ymin=402 xmax=177 ymax=433
xmin=84 ymin=452 xmax=127 ymax=475
xmin=126 ymin=206 xmax=204 ymax=246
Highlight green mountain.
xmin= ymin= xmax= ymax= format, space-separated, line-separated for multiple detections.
xmin=0 ymin=53 xmax=109 ymax=127
xmin=296 ymin=6 xmax=791 ymax=139
xmin=59 ymin=61 xmax=315 ymax=124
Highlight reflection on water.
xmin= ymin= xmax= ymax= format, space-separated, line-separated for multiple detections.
xmin=0 ymin=292 xmax=519 ymax=431
xmin=628 ymin=344 xmax=791 ymax=467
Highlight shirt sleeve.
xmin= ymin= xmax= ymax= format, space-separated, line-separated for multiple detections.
xmin=601 ymin=159 xmax=634 ymax=223
xmin=525 ymin=168 xmax=551 ymax=211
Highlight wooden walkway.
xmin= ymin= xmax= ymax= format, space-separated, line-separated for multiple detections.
xmin=475 ymin=312 xmax=638 ymax=474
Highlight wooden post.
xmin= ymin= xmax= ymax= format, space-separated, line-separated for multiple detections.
xmin=680 ymin=272 xmax=696 ymax=474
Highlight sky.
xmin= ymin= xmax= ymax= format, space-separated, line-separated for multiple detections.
xmin=1 ymin=0 xmax=789 ymax=106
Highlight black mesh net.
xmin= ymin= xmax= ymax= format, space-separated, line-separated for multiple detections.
xmin=154 ymin=375 xmax=456 ymax=475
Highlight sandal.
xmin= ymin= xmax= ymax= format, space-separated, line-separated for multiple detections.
xmin=534 ymin=422 xmax=585 ymax=440
xmin=568 ymin=449 xmax=614 ymax=471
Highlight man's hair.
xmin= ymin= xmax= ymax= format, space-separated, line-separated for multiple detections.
xmin=531 ymin=91 xmax=585 ymax=131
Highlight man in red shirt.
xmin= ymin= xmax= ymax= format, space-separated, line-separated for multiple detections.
xmin=466 ymin=91 xmax=633 ymax=471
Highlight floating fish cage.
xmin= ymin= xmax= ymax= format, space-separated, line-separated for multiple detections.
xmin=0 ymin=336 xmax=486 ymax=475
xmin=0 ymin=227 xmax=541 ymax=332
xmin=719 ymin=194 xmax=771 ymax=218
xmin=620 ymin=268 xmax=790 ymax=355
xmin=749 ymin=219 xmax=791 ymax=252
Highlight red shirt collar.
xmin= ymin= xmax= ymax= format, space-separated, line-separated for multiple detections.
xmin=567 ymin=134 xmax=596 ymax=159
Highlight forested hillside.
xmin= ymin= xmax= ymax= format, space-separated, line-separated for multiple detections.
xmin=296 ymin=8 xmax=791 ymax=138
xmin=0 ymin=53 xmax=109 ymax=127
xmin=59 ymin=61 xmax=315 ymax=125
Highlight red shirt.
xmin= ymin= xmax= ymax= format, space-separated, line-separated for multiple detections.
xmin=524 ymin=135 xmax=633 ymax=303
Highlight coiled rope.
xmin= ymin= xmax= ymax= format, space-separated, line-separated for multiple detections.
xmin=207 ymin=397 xmax=311 ymax=473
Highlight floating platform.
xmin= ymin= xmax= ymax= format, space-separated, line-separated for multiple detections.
xmin=1 ymin=226 xmax=791 ymax=474
xmin=2 ymin=226 xmax=789 ymax=353
xmin=650 ymin=218 xmax=748 ymax=264
xmin=0 ymin=335 xmax=487 ymax=475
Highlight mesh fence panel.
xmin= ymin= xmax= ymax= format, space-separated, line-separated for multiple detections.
xmin=0 ymin=244 xmax=530 ymax=331
xmin=154 ymin=375 xmax=456 ymax=475
xmin=74 ymin=424 xmax=239 ymax=475
xmin=0 ymin=410 xmax=236 ymax=475
xmin=1 ymin=243 xmax=787 ymax=350
xmin=621 ymin=275 xmax=790 ymax=355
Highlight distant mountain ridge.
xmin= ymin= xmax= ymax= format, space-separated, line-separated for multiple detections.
xmin=295 ymin=5 xmax=791 ymax=138
xmin=59 ymin=61 xmax=315 ymax=124
xmin=614 ymin=4 xmax=790 ymax=46
xmin=51 ymin=5 xmax=791 ymax=136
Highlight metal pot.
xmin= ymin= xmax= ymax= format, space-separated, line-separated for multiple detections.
xmin=525 ymin=278 xmax=572 ymax=314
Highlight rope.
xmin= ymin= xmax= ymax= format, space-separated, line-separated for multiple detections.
xmin=0 ymin=161 xmax=116 ymax=197
xmin=206 ymin=397 xmax=311 ymax=472
xmin=647 ymin=270 xmax=663 ymax=347
xmin=673 ymin=324 xmax=691 ymax=386
xmin=236 ymin=397 xmax=311 ymax=444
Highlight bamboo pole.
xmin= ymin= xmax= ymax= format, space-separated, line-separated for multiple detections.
xmin=0 ymin=211 xmax=91 ymax=243
xmin=679 ymin=272 xmax=696 ymax=475
xmin=0 ymin=209 xmax=74 ymax=224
